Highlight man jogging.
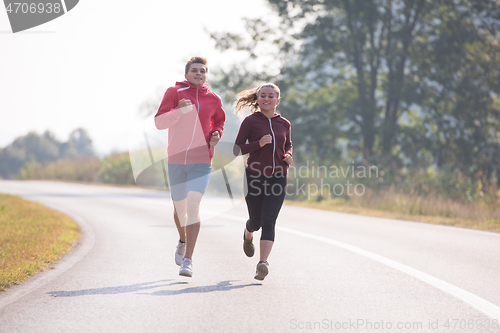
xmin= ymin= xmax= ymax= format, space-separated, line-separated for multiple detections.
xmin=154 ymin=56 xmax=226 ymax=277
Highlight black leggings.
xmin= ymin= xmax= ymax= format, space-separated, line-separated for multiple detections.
xmin=245 ymin=169 xmax=287 ymax=242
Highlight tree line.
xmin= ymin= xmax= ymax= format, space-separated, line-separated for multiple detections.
xmin=0 ymin=128 xmax=94 ymax=179
xmin=0 ymin=128 xmax=134 ymax=185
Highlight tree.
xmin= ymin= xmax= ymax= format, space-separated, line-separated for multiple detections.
xmin=400 ymin=0 xmax=500 ymax=185
xmin=209 ymin=0 xmax=500 ymax=185
xmin=59 ymin=128 xmax=94 ymax=158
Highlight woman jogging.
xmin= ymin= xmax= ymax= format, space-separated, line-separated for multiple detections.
xmin=233 ymin=83 xmax=293 ymax=281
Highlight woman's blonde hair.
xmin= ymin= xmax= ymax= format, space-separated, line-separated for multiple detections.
xmin=233 ymin=83 xmax=281 ymax=115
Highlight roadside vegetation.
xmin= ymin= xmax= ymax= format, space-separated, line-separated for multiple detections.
xmin=285 ymin=163 xmax=500 ymax=233
xmin=0 ymin=194 xmax=80 ymax=291
xmin=17 ymin=153 xmax=135 ymax=186
xmin=286 ymin=192 xmax=500 ymax=233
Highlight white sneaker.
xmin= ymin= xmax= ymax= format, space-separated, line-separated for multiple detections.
xmin=179 ymin=258 xmax=193 ymax=277
xmin=175 ymin=240 xmax=186 ymax=266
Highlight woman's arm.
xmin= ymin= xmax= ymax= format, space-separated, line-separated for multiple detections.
xmin=233 ymin=118 xmax=262 ymax=156
xmin=284 ymin=124 xmax=293 ymax=156
xmin=283 ymin=124 xmax=293 ymax=165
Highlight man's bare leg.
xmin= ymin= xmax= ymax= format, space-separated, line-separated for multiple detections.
xmin=183 ymin=191 xmax=203 ymax=260
xmin=173 ymin=208 xmax=186 ymax=243
xmin=172 ymin=199 xmax=188 ymax=267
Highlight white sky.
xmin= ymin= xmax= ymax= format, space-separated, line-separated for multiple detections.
xmin=0 ymin=0 xmax=275 ymax=155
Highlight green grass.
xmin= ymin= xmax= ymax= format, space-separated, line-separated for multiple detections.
xmin=0 ymin=194 xmax=80 ymax=291
xmin=285 ymin=193 xmax=500 ymax=233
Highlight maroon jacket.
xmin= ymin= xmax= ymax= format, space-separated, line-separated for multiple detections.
xmin=234 ymin=112 xmax=293 ymax=176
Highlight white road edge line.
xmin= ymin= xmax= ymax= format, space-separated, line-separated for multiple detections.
xmin=218 ymin=213 xmax=500 ymax=320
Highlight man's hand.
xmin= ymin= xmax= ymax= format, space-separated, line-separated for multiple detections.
xmin=179 ymin=98 xmax=193 ymax=114
xmin=283 ymin=153 xmax=293 ymax=165
xmin=209 ymin=131 xmax=221 ymax=146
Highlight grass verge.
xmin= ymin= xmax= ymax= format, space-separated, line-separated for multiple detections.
xmin=0 ymin=194 xmax=80 ymax=291
xmin=285 ymin=198 xmax=500 ymax=233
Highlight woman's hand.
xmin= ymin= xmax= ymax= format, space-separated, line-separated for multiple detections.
xmin=259 ymin=134 xmax=272 ymax=147
xmin=283 ymin=153 xmax=293 ymax=165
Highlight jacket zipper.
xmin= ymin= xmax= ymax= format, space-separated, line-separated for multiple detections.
xmin=268 ymin=118 xmax=276 ymax=174
xmin=184 ymin=86 xmax=200 ymax=164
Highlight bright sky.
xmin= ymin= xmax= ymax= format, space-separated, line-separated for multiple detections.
xmin=0 ymin=0 xmax=274 ymax=155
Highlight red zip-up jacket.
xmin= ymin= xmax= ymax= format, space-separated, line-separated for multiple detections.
xmin=154 ymin=81 xmax=226 ymax=164
xmin=234 ymin=111 xmax=293 ymax=176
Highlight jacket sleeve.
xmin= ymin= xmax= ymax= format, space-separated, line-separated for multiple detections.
xmin=154 ymin=87 xmax=184 ymax=130
xmin=285 ymin=123 xmax=293 ymax=156
xmin=210 ymin=98 xmax=226 ymax=137
xmin=233 ymin=117 xmax=261 ymax=156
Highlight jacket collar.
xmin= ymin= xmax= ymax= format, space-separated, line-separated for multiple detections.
xmin=176 ymin=80 xmax=209 ymax=90
xmin=254 ymin=111 xmax=281 ymax=119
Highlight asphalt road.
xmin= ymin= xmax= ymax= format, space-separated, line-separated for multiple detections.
xmin=0 ymin=180 xmax=499 ymax=333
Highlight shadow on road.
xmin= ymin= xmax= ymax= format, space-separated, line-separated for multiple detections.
xmin=47 ymin=280 xmax=182 ymax=297
xmin=140 ymin=280 xmax=261 ymax=296
xmin=47 ymin=280 xmax=260 ymax=298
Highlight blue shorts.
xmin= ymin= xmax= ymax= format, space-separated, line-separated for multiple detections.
xmin=168 ymin=164 xmax=211 ymax=201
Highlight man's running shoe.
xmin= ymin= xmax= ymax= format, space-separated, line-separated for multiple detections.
xmin=175 ymin=240 xmax=186 ymax=266
xmin=179 ymin=258 xmax=193 ymax=277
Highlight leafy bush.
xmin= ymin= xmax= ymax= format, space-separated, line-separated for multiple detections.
xmin=97 ymin=153 xmax=135 ymax=185
xmin=18 ymin=157 xmax=100 ymax=182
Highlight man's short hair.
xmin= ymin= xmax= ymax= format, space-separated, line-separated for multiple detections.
xmin=185 ymin=56 xmax=208 ymax=74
